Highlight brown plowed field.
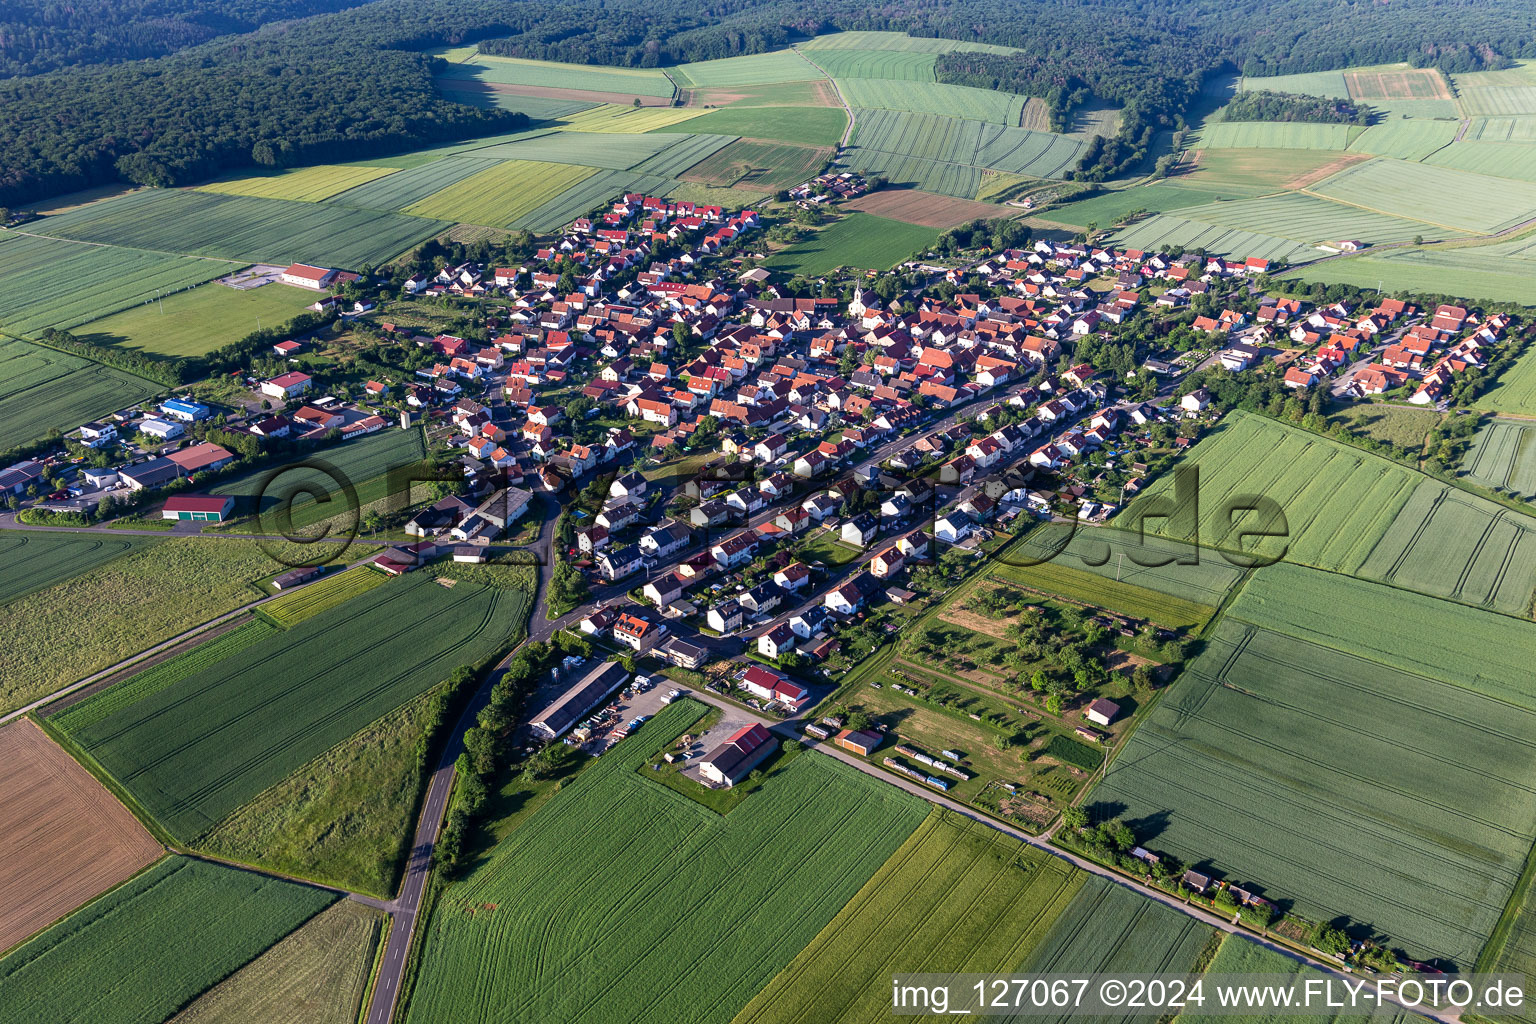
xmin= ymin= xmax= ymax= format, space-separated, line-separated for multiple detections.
xmin=846 ymin=188 xmax=1020 ymax=229
xmin=0 ymin=720 xmax=162 ymax=952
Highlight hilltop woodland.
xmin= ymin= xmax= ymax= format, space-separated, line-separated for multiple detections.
xmin=1219 ymin=90 xmax=1374 ymax=125
xmin=1 ymin=0 xmax=1533 ymax=205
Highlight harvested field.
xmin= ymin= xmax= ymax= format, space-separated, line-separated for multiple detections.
xmin=0 ymin=856 xmax=335 ymax=1024
xmin=679 ymin=138 xmax=830 ymax=190
xmin=168 ymin=899 xmax=382 ymax=1024
xmin=844 ymin=187 xmax=1015 ymax=228
xmin=732 ymin=811 xmax=1084 ymax=1024
xmin=0 ymin=720 xmax=162 ymax=954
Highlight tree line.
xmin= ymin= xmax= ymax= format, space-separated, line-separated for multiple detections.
xmin=1221 ymin=90 xmax=1373 ymax=126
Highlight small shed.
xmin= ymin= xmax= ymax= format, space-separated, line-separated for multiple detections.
xmin=1086 ymin=698 xmax=1121 ymax=727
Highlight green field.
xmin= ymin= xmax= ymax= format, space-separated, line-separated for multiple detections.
xmin=0 ymin=231 xmax=233 ymax=336
xmin=505 ymin=168 xmax=674 ymax=231
xmin=653 ymin=105 xmax=847 ymax=147
xmin=626 ymin=132 xmax=740 ymax=177
xmin=1237 ymin=69 xmax=1350 ymax=98
xmin=168 ymin=900 xmax=382 ymax=1024
xmin=212 ymin=426 xmax=427 ymax=526
xmin=837 ymin=78 xmax=1026 ymax=124
xmin=0 ymin=336 xmax=164 ymax=451
xmin=198 ymin=164 xmax=398 ymax=202
xmin=1481 ymin=347 xmax=1536 ymax=415
xmin=1280 ymin=250 xmax=1536 ymax=306
xmin=258 ymin=565 xmax=388 ymax=627
xmin=1130 ymin=413 xmax=1536 ymax=614
xmin=64 ymin=573 xmax=527 ymax=840
xmin=468 ymin=130 xmax=680 ymax=170
xmin=992 ymin=526 xmax=1243 ymax=629
xmin=1165 ymin=147 xmax=1359 ymax=196
xmin=326 ymin=155 xmax=504 ymax=211
xmin=1452 ymin=62 xmax=1536 ymax=117
xmin=436 ymin=53 xmax=674 ymax=97
xmin=1425 ymin=141 xmax=1536 ymax=183
xmin=0 ymin=530 xmax=157 ymax=606
xmin=1172 ymin=192 xmax=1452 ymax=245
xmin=1044 ymin=186 xmax=1226 ymax=228
xmin=1184 ymin=936 xmax=1423 ymax=1024
xmin=1094 ymin=562 xmax=1536 ymax=966
xmin=1310 ymin=157 xmax=1536 ymax=234
xmin=74 ymin=280 xmax=322 ymax=358
xmin=681 ymin=139 xmax=830 ymax=189
xmin=197 ymin=682 xmax=448 ymax=896
xmin=1200 ymin=121 xmax=1353 ymax=150
xmin=0 ymin=856 xmax=335 ymax=1024
xmin=668 ymin=50 xmax=823 ymax=88
xmin=663 ymin=181 xmax=770 ymax=209
xmin=839 ymin=147 xmax=981 ymax=199
xmin=805 ymin=49 xmax=938 ymax=81
xmin=798 ymin=31 xmax=1016 ymax=56
xmin=1346 ymin=119 xmax=1460 ymax=160
xmin=766 ymin=213 xmax=939 ymax=275
xmin=733 ymin=811 xmax=1085 ymax=1024
xmin=849 ymin=108 xmax=1086 ymax=180
xmin=403 ymin=699 xmax=927 ymax=1024
xmin=1464 ymin=116 xmax=1536 ymax=142
xmin=1329 ymin=403 xmax=1441 ymax=453
xmin=1460 ymin=418 xmax=1536 ymax=498
xmin=403 ymin=159 xmax=598 ymax=226
xmin=32 ymin=189 xmax=447 ymax=268
xmin=550 ymin=104 xmax=707 ymax=133
xmin=1106 ymin=213 xmax=1312 ymax=263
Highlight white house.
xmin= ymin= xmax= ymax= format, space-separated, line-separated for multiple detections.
xmin=758 ymin=623 xmax=797 ymax=659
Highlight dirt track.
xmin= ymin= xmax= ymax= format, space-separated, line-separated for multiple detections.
xmin=0 ymin=719 xmax=163 ymax=953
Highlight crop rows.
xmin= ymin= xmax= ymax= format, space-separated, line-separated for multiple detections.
xmin=53 ymin=620 xmax=280 ymax=734
xmin=629 ymin=133 xmax=742 ymax=178
xmin=1311 ymin=157 xmax=1536 ymax=234
xmin=1093 ymin=608 xmax=1536 ymax=967
xmin=1424 ymin=140 xmax=1536 ymax=183
xmin=405 ymin=699 xmax=927 ymax=1024
xmin=797 ymin=30 xmax=1017 ymax=55
xmin=404 ymin=159 xmax=598 ymax=227
xmin=198 ymin=164 xmax=397 ymax=202
xmin=65 ymin=574 xmax=527 ymax=840
xmin=1107 ymin=213 xmax=1313 ymax=263
xmin=470 ymin=130 xmax=679 ymax=170
xmin=667 ymin=50 xmax=824 ymax=89
xmin=1009 ymin=524 xmax=1246 ymax=608
xmin=213 ymin=425 xmax=426 ymax=519
xmin=678 ymin=139 xmax=828 ymax=189
xmin=1346 ymin=118 xmax=1460 ymax=160
xmin=1199 ymin=121 xmax=1354 ymax=150
xmin=843 ymin=109 xmax=1084 ymax=192
xmin=805 ymin=49 xmax=938 ymax=81
xmin=0 ymin=231 xmax=232 ymax=336
xmin=1173 ymin=192 xmax=1451 ymax=245
xmin=1359 ymin=480 xmax=1536 ymax=614
xmin=327 ymin=155 xmax=504 ymax=211
xmin=837 ymin=79 xmax=1026 ymax=124
xmin=32 ymin=189 xmax=446 ymax=268
xmin=1480 ymin=346 xmax=1536 ymax=416
xmin=0 ymin=856 xmax=335 ymax=1024
xmin=0 ymin=335 xmax=163 ymax=453
xmin=508 ymin=169 xmax=675 ymax=231
xmin=0 ymin=530 xmax=154 ymax=606
xmin=1460 ymin=419 xmax=1536 ymax=497
xmin=1463 ymin=116 xmax=1536 ymax=142
xmin=437 ymin=55 xmax=674 ymax=97
xmin=1451 ymin=63 xmax=1536 ymax=117
xmin=733 ymin=811 xmax=1084 ymax=1024
xmin=554 ymin=104 xmax=711 ymax=133
xmin=259 ymin=566 xmax=388 ymax=628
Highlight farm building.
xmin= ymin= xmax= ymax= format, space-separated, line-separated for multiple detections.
xmin=273 ymin=565 xmax=324 ymax=589
xmin=833 ymin=728 xmax=883 ymax=757
xmin=160 ymin=494 xmax=235 ymax=523
xmin=699 ymin=723 xmax=774 ymax=788
xmin=530 ymin=661 xmax=631 ymax=740
xmin=262 ymin=371 xmax=314 ymax=399
xmin=280 ymin=263 xmax=340 ymax=290
xmin=1086 ymin=698 xmax=1121 ymax=727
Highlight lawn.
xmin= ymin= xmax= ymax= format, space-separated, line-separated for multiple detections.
xmin=197 ymin=164 xmax=398 ymax=202
xmin=0 ymin=856 xmax=336 ymax=1024
xmin=1093 ymin=562 xmax=1536 ymax=966
xmin=403 ymin=159 xmax=599 ymax=227
xmin=168 ymin=900 xmax=382 ymax=1024
xmin=732 ymin=810 xmax=1085 ymax=1024
xmin=1 ymin=537 xmax=375 ymax=716
xmin=402 ymin=699 xmax=928 ymax=1024
xmin=0 ymin=529 xmax=158 ymax=606
xmin=197 ymin=682 xmax=449 ymax=896
xmin=1461 ymin=418 xmax=1536 ymax=498
xmin=680 ymin=139 xmax=831 ymax=189
xmin=652 ymin=105 xmax=848 ymax=147
xmin=73 ymin=280 xmax=322 ymax=359
xmin=0 ymin=231 xmax=235 ymax=337
xmin=63 ymin=573 xmax=528 ymax=840
xmin=663 ymin=181 xmax=770 ymax=210
xmin=795 ymin=528 xmax=866 ymax=566
xmin=766 ymin=213 xmax=939 ymax=275
xmin=31 ymin=189 xmax=447 ymax=268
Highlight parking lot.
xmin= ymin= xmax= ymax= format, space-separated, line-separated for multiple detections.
xmin=574 ymin=674 xmax=688 ymax=755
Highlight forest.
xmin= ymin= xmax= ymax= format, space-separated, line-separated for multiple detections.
xmin=1 ymin=0 xmax=1533 ymax=205
xmin=1221 ymin=91 xmax=1374 ymax=126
